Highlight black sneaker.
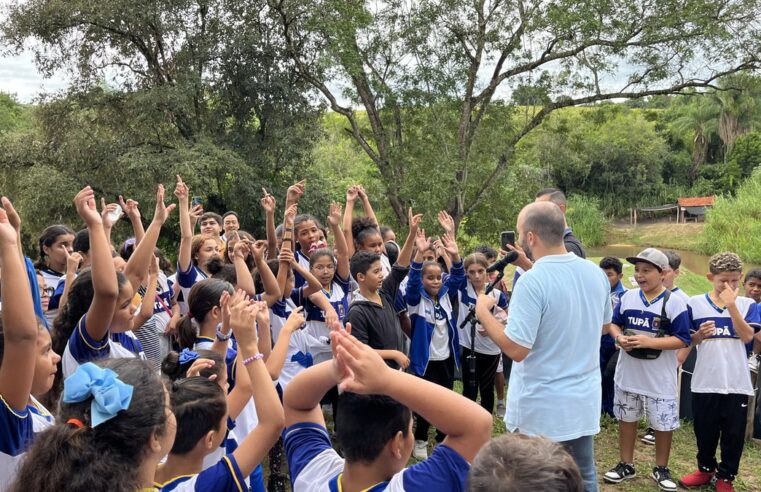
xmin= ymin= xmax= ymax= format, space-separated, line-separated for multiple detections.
xmin=641 ymin=427 xmax=656 ymax=445
xmin=603 ymin=462 xmax=636 ymax=483
xmin=651 ymin=466 xmax=677 ymax=492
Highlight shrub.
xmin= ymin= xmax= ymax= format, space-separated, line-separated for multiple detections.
xmin=566 ymin=194 xmax=608 ymax=247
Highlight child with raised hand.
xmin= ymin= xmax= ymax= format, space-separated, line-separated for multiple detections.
xmin=0 ymin=198 xmax=61 ymax=491
xmin=283 ymin=328 xmax=492 ymax=492
xmin=154 ymin=296 xmax=285 ymax=492
xmin=602 ymin=248 xmax=691 ymax=492
xmin=406 ymin=230 xmax=465 ymax=459
xmin=175 ymin=175 xmax=223 ymax=313
xmin=56 ymin=185 xmax=176 ymax=378
xmin=12 ymin=359 xmax=175 ymax=492
xmin=457 ymin=252 xmax=508 ymax=414
xmin=35 ymin=224 xmax=75 ymax=325
xmin=677 ymin=253 xmax=760 ymax=492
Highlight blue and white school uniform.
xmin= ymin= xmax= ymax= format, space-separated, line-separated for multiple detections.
xmin=671 ymin=287 xmax=690 ymax=304
xmin=406 ymin=261 xmax=466 ymax=376
xmin=39 ymin=268 xmax=64 ymax=326
xmin=612 ymin=288 xmax=691 ymax=399
xmin=0 ymin=395 xmax=53 ymax=491
xmin=303 ymin=276 xmax=350 ymax=365
xmin=271 ymin=299 xmax=313 ymax=389
xmin=293 ymin=251 xmax=312 ymax=289
xmin=457 ymin=282 xmax=508 ymax=356
xmin=62 ymin=314 xmax=146 ymax=377
xmin=688 ymin=295 xmax=760 ymax=395
xmin=284 ymin=422 xmax=470 ymax=492
xmin=176 ymin=262 xmax=208 ymax=315
xmin=155 ymin=455 xmax=248 ymax=491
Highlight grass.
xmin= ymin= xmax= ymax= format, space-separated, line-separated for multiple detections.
xmin=607 ymin=223 xmax=707 ymax=253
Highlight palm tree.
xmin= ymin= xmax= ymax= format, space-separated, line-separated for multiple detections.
xmin=713 ymin=74 xmax=761 ymax=163
xmin=670 ymin=96 xmax=719 ymax=184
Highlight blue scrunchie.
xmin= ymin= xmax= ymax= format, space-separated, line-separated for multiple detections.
xmin=179 ymin=348 xmax=199 ymax=365
xmin=291 ymin=351 xmax=313 ymax=368
xmin=63 ymin=362 xmax=134 ymax=427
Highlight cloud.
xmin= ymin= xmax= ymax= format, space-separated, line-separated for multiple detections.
xmin=0 ymin=50 xmax=70 ymax=102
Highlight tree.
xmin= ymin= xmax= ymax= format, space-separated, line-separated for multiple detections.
xmin=670 ymin=96 xmax=719 ymax=183
xmin=713 ymin=74 xmax=761 ymax=163
xmin=270 ymin=0 xmax=761 ymax=229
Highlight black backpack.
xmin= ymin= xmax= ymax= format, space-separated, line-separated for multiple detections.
xmin=625 ymin=289 xmax=671 ymax=360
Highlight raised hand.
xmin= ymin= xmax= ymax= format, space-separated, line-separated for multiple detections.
xmin=441 ymin=232 xmax=459 ymax=257
xmin=65 ymin=251 xmax=83 ymax=274
xmin=1 ymin=197 xmax=21 ymax=234
xmin=345 ymin=185 xmax=359 ymax=203
xmin=437 ymin=210 xmax=455 ymax=235
xmin=229 ymin=292 xmax=260 ymax=348
xmin=327 ymin=201 xmax=342 ymax=228
xmin=283 ymin=306 xmax=306 ymax=333
xmin=153 ymin=184 xmax=177 ymax=225
xmin=278 ymin=248 xmax=295 ymax=265
xmin=0 ymin=204 xmax=18 ymax=246
xmin=174 ymin=174 xmax=189 ymax=201
xmin=189 ymin=203 xmax=203 ymax=226
xmin=415 ymin=228 xmax=431 ymax=253
xmin=287 ymin=180 xmax=305 ymax=204
xmin=74 ymin=187 xmax=102 ymax=227
xmin=356 ymin=184 xmax=367 ymax=200
xmin=255 ymin=300 xmax=270 ymax=330
xmin=407 ymin=207 xmax=423 ymax=230
xmin=100 ymin=198 xmax=123 ymax=228
xmin=119 ymin=195 xmax=141 ymax=221
xmin=233 ymin=239 xmax=251 ymax=260
xmin=148 ymin=255 xmax=160 ymax=276
xmin=284 ymin=204 xmax=297 ymax=228
xmin=332 ymin=330 xmax=390 ymax=394
xmin=186 ymin=358 xmax=218 ymax=381
xmin=260 ymin=188 xmax=276 ymax=214
xmin=250 ymin=240 xmax=267 ymax=261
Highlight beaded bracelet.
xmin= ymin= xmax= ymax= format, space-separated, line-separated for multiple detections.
xmin=242 ymin=353 xmax=264 ymax=366
xmin=215 ymin=324 xmax=231 ymax=342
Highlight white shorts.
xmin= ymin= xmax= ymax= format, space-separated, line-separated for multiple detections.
xmin=613 ymin=386 xmax=680 ymax=432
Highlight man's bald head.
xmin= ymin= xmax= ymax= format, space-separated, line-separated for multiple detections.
xmin=518 ymin=202 xmax=566 ymax=248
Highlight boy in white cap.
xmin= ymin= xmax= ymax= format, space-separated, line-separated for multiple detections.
xmin=602 ymin=248 xmax=691 ymax=492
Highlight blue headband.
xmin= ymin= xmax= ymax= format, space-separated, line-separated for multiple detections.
xmin=179 ymin=348 xmax=199 ymax=365
xmin=63 ymin=363 xmax=134 ymax=427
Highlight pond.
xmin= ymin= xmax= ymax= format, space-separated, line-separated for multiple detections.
xmin=586 ymin=244 xmax=761 ymax=277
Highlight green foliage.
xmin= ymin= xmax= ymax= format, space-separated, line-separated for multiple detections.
xmin=702 ymin=169 xmax=761 ymax=263
xmin=566 ymin=195 xmax=608 ymax=247
xmin=728 ymin=131 xmax=761 ymax=178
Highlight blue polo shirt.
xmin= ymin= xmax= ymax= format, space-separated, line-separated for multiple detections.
xmin=505 ymin=253 xmax=612 ymax=441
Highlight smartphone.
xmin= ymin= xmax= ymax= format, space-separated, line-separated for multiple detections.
xmin=500 ymin=230 xmax=516 ymax=250
xmin=191 ymin=196 xmax=203 ymax=207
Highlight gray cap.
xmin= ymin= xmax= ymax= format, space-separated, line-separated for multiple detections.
xmin=626 ymin=248 xmax=669 ymax=272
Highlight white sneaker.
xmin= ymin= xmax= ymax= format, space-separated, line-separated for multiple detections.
xmin=749 ymin=354 xmax=760 ymax=374
xmin=413 ymin=440 xmax=428 ymax=460
xmin=496 ymin=402 xmax=506 ymax=418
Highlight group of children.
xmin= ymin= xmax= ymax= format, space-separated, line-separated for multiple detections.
xmin=0 ymin=175 xmax=759 ymax=492
xmin=599 ymin=249 xmax=761 ymax=492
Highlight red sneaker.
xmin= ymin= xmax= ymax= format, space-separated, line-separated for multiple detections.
xmin=715 ymin=479 xmax=735 ymax=492
xmin=678 ymin=469 xmax=715 ymax=488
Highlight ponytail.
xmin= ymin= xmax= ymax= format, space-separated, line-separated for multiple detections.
xmin=161 ymin=349 xmax=224 ymax=381
xmin=177 ymin=279 xmax=234 ymax=350
xmin=176 ymin=314 xmax=197 ymax=350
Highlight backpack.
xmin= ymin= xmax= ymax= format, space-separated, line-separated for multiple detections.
xmin=625 ymin=289 xmax=671 ymax=360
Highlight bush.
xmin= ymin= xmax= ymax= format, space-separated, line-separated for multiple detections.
xmin=702 ymin=169 xmax=761 ymax=263
xmin=566 ymin=195 xmax=608 ymax=247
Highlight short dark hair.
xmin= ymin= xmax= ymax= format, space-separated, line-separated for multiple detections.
xmin=599 ymin=256 xmax=623 ymax=274
xmin=350 ymin=251 xmax=381 ymax=279
xmin=73 ymin=229 xmax=90 ymax=254
xmin=336 ymin=393 xmax=411 ymax=464
xmin=522 ymin=204 xmax=565 ymax=247
xmin=745 ymin=268 xmax=761 ymax=283
xmin=222 ymin=211 xmax=239 ymax=220
xmin=468 ymin=434 xmax=583 ymax=492
xmin=169 ymin=377 xmax=227 ymax=455
xmin=200 ymin=212 xmax=223 ymax=226
xmin=535 ymin=188 xmax=567 ymax=206
xmin=662 ymin=250 xmax=681 ymax=270
xmin=473 ymin=244 xmax=498 ymax=261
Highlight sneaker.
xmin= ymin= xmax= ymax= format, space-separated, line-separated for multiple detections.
xmin=603 ymin=462 xmax=636 ymax=483
xmin=651 ymin=466 xmax=677 ymax=492
xmin=715 ymin=479 xmax=735 ymax=492
xmin=749 ymin=353 xmax=760 ymax=373
xmin=496 ymin=402 xmax=506 ymax=418
xmin=413 ymin=440 xmax=428 ymax=460
xmin=678 ymin=469 xmax=715 ymax=487
xmin=641 ymin=428 xmax=656 ymax=445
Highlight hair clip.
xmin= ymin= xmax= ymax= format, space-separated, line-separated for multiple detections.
xmin=67 ymin=418 xmax=85 ymax=429
xmin=63 ymin=363 xmax=134 ymax=427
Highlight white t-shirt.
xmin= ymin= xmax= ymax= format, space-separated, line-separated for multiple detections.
xmin=270 ymin=298 xmax=313 ymax=389
xmin=689 ymin=294 xmax=760 ymax=395
xmin=671 ymin=287 xmax=690 ymax=303
xmin=458 ymin=283 xmax=508 ymax=355
xmin=612 ymin=289 xmax=691 ymax=399
xmin=428 ymin=314 xmax=450 ymax=361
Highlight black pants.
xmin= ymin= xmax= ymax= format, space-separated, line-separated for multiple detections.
xmin=692 ymin=392 xmax=748 ymax=481
xmin=460 ymin=347 xmax=500 ymax=413
xmin=414 ymin=355 xmax=455 ymax=442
